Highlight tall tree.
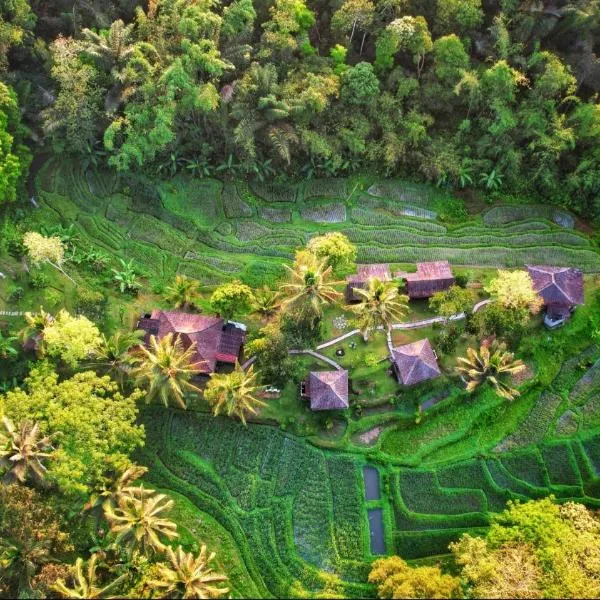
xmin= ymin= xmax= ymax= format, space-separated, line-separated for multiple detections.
xmin=103 ymin=485 xmax=178 ymax=555
xmin=350 ymin=278 xmax=408 ymax=340
xmin=279 ymin=250 xmax=342 ymax=317
xmin=132 ymin=333 xmax=203 ymax=409
xmin=456 ymin=340 xmax=525 ymax=400
xmin=51 ymin=555 xmax=128 ymax=599
xmin=0 ymin=417 xmax=54 ymax=485
xmin=204 ymin=363 xmax=265 ymax=425
xmin=150 ymin=545 xmax=229 ymax=599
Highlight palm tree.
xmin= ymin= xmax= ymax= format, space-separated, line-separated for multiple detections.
xmin=204 ymin=363 xmax=265 ymax=426
xmin=51 ymin=554 xmax=127 ymax=599
xmin=20 ymin=308 xmax=53 ymax=356
xmin=279 ymin=251 xmax=342 ymax=317
xmin=81 ymin=19 xmax=138 ymax=111
xmin=0 ymin=417 xmax=54 ymax=485
xmin=350 ymin=278 xmax=409 ymax=340
xmin=131 ymin=333 xmax=204 ymax=409
xmin=94 ymin=330 xmax=144 ymax=388
xmin=84 ymin=464 xmax=149 ymax=516
xmin=164 ymin=275 xmax=200 ymax=309
xmin=0 ymin=331 xmax=18 ymax=360
xmin=150 ymin=545 xmax=229 ymax=599
xmin=252 ymin=286 xmax=279 ymax=319
xmin=103 ymin=485 xmax=178 ymax=555
xmin=456 ymin=341 xmax=525 ymax=400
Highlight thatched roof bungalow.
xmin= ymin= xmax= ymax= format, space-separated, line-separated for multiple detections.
xmin=396 ymin=261 xmax=455 ymax=299
xmin=391 ymin=339 xmax=441 ymax=386
xmin=301 ymin=370 xmax=349 ymax=410
xmin=345 ymin=264 xmax=392 ymax=303
xmin=136 ymin=310 xmax=246 ymax=375
xmin=526 ymin=265 xmax=584 ymax=318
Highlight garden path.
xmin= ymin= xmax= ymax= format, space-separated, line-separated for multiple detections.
xmin=316 ymin=298 xmax=492 ymax=350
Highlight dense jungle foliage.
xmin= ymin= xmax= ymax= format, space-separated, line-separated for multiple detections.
xmin=2 ymin=0 xmax=600 ymax=216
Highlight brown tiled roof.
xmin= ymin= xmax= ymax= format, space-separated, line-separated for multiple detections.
xmin=137 ymin=310 xmax=245 ymax=373
xmin=392 ymin=339 xmax=441 ymax=386
xmin=526 ymin=265 xmax=584 ymax=307
xmin=347 ymin=264 xmax=391 ymax=284
xmin=306 ymin=370 xmax=349 ymax=410
xmin=398 ymin=261 xmax=453 ymax=282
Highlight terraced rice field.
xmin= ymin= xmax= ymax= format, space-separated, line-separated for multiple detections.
xmin=33 ymin=159 xmax=600 ymax=291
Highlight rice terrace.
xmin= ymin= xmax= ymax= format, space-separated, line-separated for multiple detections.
xmin=3 ymin=1 xmax=600 ymax=598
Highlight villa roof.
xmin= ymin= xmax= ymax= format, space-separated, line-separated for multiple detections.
xmin=392 ymin=339 xmax=441 ymax=386
xmin=306 ymin=370 xmax=349 ymax=410
xmin=526 ymin=265 xmax=584 ymax=307
xmin=137 ymin=310 xmax=245 ymax=374
xmin=347 ymin=264 xmax=392 ymax=284
xmin=398 ymin=261 xmax=454 ymax=282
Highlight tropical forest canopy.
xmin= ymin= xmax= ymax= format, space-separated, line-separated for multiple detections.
xmin=1 ymin=0 xmax=600 ymax=216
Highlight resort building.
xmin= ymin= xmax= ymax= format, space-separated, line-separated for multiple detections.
xmin=301 ymin=370 xmax=349 ymax=411
xmin=391 ymin=339 xmax=441 ymax=386
xmin=526 ymin=265 xmax=584 ymax=328
xmin=345 ymin=264 xmax=392 ymax=303
xmin=136 ymin=310 xmax=246 ymax=375
xmin=395 ymin=261 xmax=455 ymax=299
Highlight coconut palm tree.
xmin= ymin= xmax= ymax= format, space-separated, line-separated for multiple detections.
xmin=150 ymin=545 xmax=229 ymax=599
xmin=103 ymin=485 xmax=178 ymax=555
xmin=51 ymin=554 xmax=127 ymax=599
xmin=279 ymin=251 xmax=342 ymax=317
xmin=204 ymin=363 xmax=265 ymax=426
xmin=350 ymin=278 xmax=409 ymax=340
xmin=94 ymin=330 xmax=144 ymax=388
xmin=164 ymin=275 xmax=201 ymax=309
xmin=456 ymin=341 xmax=525 ymax=400
xmin=84 ymin=464 xmax=149 ymax=516
xmin=0 ymin=417 xmax=54 ymax=485
xmin=252 ymin=286 xmax=279 ymax=319
xmin=131 ymin=333 xmax=204 ymax=409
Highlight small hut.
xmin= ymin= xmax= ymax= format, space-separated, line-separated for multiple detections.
xmin=301 ymin=370 xmax=349 ymax=411
xmin=136 ymin=310 xmax=246 ymax=375
xmin=396 ymin=261 xmax=455 ymax=299
xmin=391 ymin=339 xmax=441 ymax=386
xmin=345 ymin=264 xmax=392 ymax=303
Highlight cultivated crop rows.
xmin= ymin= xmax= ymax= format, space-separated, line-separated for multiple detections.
xmin=35 ymin=160 xmax=600 ymax=287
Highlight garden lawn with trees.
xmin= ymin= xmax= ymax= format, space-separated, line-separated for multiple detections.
xmin=3 ymin=0 xmax=600 ymax=598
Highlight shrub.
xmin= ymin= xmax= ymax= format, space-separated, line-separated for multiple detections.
xmin=75 ymin=287 xmax=107 ymax=318
xmin=7 ymin=286 xmax=24 ymax=302
xmin=29 ymin=271 xmax=49 ymax=289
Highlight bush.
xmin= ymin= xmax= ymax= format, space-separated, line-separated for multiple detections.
xmin=29 ymin=270 xmax=49 ymax=289
xmin=7 ymin=286 xmax=24 ymax=302
xmin=75 ymin=287 xmax=107 ymax=318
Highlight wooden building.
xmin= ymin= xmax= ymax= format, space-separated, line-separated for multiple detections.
xmin=301 ymin=370 xmax=349 ymax=411
xmin=345 ymin=264 xmax=392 ymax=303
xmin=136 ymin=310 xmax=246 ymax=375
xmin=391 ymin=339 xmax=441 ymax=386
xmin=396 ymin=261 xmax=454 ymax=299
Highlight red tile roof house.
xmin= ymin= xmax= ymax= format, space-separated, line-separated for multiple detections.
xmin=391 ymin=339 xmax=441 ymax=386
xmin=136 ymin=310 xmax=246 ymax=376
xmin=345 ymin=264 xmax=392 ymax=303
xmin=526 ymin=265 xmax=584 ymax=328
xmin=395 ymin=261 xmax=455 ymax=299
xmin=301 ymin=370 xmax=349 ymax=410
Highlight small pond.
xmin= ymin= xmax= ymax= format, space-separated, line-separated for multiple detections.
xmin=363 ymin=466 xmax=381 ymax=501
xmin=368 ymin=508 xmax=386 ymax=555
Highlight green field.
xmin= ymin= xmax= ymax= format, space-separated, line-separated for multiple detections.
xmin=3 ymin=161 xmax=600 ymax=597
